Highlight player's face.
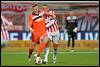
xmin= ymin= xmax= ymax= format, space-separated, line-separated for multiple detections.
xmin=43 ymin=6 xmax=49 ymax=12
xmin=33 ymin=6 xmax=39 ymax=14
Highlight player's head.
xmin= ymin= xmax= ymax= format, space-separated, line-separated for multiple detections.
xmin=32 ymin=4 xmax=39 ymax=14
xmin=69 ymin=11 xmax=74 ymax=16
xmin=42 ymin=4 xmax=49 ymax=12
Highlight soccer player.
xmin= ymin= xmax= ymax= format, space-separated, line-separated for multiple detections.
xmin=28 ymin=4 xmax=49 ymax=62
xmin=65 ymin=11 xmax=77 ymax=52
xmin=42 ymin=4 xmax=60 ymax=64
xmin=1 ymin=14 xmax=12 ymax=49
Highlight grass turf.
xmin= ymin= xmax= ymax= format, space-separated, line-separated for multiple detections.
xmin=1 ymin=49 xmax=99 ymax=66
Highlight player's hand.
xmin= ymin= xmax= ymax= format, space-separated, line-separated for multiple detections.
xmin=30 ymin=28 xmax=33 ymax=32
xmin=39 ymin=12 xmax=44 ymax=16
xmin=73 ymin=27 xmax=77 ymax=32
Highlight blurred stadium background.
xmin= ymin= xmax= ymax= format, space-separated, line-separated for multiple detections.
xmin=1 ymin=1 xmax=99 ymax=66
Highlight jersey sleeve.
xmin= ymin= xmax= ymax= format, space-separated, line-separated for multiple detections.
xmin=65 ymin=17 xmax=68 ymax=29
xmin=74 ymin=16 xmax=77 ymax=27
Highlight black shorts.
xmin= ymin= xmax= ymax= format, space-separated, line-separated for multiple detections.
xmin=68 ymin=31 xmax=76 ymax=37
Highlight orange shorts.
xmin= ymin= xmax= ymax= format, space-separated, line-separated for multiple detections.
xmin=32 ymin=31 xmax=47 ymax=43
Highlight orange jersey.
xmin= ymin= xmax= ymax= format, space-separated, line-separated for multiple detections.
xmin=28 ymin=11 xmax=47 ymax=43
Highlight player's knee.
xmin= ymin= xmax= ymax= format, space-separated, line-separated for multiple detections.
xmin=42 ymin=36 xmax=49 ymax=42
xmin=54 ymin=40 xmax=59 ymax=44
xmin=30 ymin=42 xmax=36 ymax=47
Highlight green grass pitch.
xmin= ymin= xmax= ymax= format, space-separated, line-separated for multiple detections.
xmin=1 ymin=48 xmax=99 ymax=66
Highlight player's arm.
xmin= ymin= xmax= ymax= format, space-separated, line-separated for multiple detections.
xmin=52 ymin=11 xmax=56 ymax=19
xmin=73 ymin=16 xmax=77 ymax=32
xmin=44 ymin=11 xmax=56 ymax=19
xmin=46 ymin=20 xmax=55 ymax=27
xmin=65 ymin=17 xmax=68 ymax=32
xmin=44 ymin=12 xmax=52 ymax=16
xmin=75 ymin=18 xmax=77 ymax=28
xmin=28 ymin=15 xmax=33 ymax=32
xmin=1 ymin=14 xmax=13 ymax=25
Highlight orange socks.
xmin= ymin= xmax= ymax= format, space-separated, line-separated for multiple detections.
xmin=37 ymin=42 xmax=47 ymax=56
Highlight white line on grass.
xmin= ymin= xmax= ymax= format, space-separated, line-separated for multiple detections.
xmin=1 ymin=52 xmax=99 ymax=54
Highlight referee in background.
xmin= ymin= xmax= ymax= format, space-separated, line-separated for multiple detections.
xmin=64 ymin=11 xmax=78 ymax=52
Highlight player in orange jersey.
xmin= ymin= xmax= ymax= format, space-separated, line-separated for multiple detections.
xmin=28 ymin=4 xmax=49 ymax=62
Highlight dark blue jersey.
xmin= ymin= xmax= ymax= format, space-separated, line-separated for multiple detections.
xmin=65 ymin=16 xmax=77 ymax=32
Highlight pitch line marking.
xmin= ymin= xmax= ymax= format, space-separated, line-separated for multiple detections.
xmin=1 ymin=52 xmax=99 ymax=54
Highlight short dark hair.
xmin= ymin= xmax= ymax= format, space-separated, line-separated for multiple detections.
xmin=43 ymin=4 xmax=48 ymax=6
xmin=32 ymin=3 xmax=38 ymax=8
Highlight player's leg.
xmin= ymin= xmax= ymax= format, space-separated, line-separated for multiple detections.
xmin=52 ymin=41 xmax=58 ymax=64
xmin=34 ymin=36 xmax=49 ymax=64
xmin=68 ymin=36 xmax=71 ymax=48
xmin=71 ymin=32 xmax=76 ymax=52
xmin=40 ymin=36 xmax=49 ymax=62
xmin=43 ymin=42 xmax=50 ymax=64
xmin=33 ymin=31 xmax=49 ymax=63
xmin=52 ymin=34 xmax=59 ymax=64
xmin=36 ymin=35 xmax=49 ymax=57
xmin=72 ymin=35 xmax=75 ymax=50
xmin=68 ymin=32 xmax=71 ymax=50
xmin=29 ymin=34 xmax=37 ymax=62
xmin=43 ymin=32 xmax=52 ymax=64
xmin=29 ymin=42 xmax=37 ymax=62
